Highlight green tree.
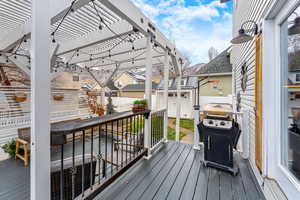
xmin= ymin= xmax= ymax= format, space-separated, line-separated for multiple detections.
xmin=106 ymin=93 xmax=116 ymax=114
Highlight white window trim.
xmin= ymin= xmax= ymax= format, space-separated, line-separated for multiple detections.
xmin=263 ymin=0 xmax=300 ymax=198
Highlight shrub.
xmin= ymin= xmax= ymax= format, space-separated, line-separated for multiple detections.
xmin=133 ymin=100 xmax=141 ymax=105
xmin=140 ymin=99 xmax=147 ymax=106
xmin=1 ymin=140 xmax=16 ymax=158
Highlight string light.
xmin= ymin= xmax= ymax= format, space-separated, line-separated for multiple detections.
xmin=51 ymin=0 xmax=76 ymax=43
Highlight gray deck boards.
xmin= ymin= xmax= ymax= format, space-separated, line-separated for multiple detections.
xmin=96 ymin=142 xmax=265 ymax=200
xmin=0 ymin=142 xmax=265 ymax=200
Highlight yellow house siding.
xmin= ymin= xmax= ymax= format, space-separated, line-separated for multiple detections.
xmin=114 ymin=73 xmax=136 ymax=88
xmin=199 ymin=75 xmax=232 ymax=96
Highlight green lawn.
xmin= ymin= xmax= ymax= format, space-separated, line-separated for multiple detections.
xmin=173 ymin=119 xmax=194 ymax=131
xmin=167 ymin=127 xmax=186 ymax=141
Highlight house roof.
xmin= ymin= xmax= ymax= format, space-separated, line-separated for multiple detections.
xmin=183 ymin=64 xmax=205 ymax=77
xmin=197 ymin=47 xmax=232 ymax=75
xmin=156 ymin=76 xmax=198 ymax=90
xmin=121 ymin=82 xmax=158 ymax=91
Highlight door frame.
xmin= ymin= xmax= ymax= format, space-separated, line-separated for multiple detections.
xmin=255 ymin=34 xmax=263 ymax=172
xmin=262 ymin=0 xmax=300 ymax=198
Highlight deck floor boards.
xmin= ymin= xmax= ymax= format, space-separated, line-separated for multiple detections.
xmin=97 ymin=142 xmax=265 ymax=200
xmin=0 ymin=142 xmax=265 ymax=200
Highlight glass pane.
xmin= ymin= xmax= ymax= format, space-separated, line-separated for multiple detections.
xmin=282 ymin=8 xmax=300 ymax=181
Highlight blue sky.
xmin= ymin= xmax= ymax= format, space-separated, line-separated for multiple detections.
xmin=130 ymin=0 xmax=233 ymax=65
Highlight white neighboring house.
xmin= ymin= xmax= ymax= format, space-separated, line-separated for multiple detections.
xmin=156 ymin=76 xmax=198 ymax=119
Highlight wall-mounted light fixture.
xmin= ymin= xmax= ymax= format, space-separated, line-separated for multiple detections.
xmin=231 ymin=20 xmax=258 ymax=44
xmin=289 ymin=13 xmax=300 ymax=35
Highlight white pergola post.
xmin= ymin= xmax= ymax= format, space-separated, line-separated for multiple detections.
xmin=163 ymin=50 xmax=169 ymax=142
xmin=175 ymin=75 xmax=181 ymax=142
xmin=144 ymin=36 xmax=153 ymax=158
xmin=194 ymin=85 xmax=201 ymax=150
xmin=31 ymin=0 xmax=51 ymax=200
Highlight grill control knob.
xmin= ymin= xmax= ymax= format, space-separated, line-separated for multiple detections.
xmin=209 ymin=120 xmax=214 ymax=125
xmin=220 ymin=121 xmax=226 ymax=126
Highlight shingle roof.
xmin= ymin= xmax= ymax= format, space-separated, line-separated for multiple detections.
xmin=156 ymin=76 xmax=198 ymax=90
xmin=121 ymin=82 xmax=158 ymax=91
xmin=197 ymin=47 xmax=232 ymax=75
xmin=183 ymin=64 xmax=205 ymax=76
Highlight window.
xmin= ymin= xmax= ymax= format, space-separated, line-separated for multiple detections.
xmin=296 ymin=73 xmax=300 ymax=82
xmin=181 ymin=78 xmax=187 ymax=86
xmin=73 ymin=75 xmax=79 ymax=82
xmin=281 ymin=8 xmax=300 ymax=182
xmin=168 ymin=80 xmax=173 ymax=87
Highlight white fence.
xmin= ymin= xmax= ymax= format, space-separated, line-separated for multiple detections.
xmin=105 ymin=95 xmax=157 ymax=112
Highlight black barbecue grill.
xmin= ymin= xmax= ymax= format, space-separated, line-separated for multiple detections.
xmin=197 ymin=104 xmax=241 ymax=175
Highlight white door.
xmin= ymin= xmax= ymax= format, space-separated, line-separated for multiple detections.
xmin=264 ymin=1 xmax=300 ymax=198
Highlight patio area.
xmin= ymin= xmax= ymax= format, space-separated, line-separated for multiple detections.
xmin=0 ymin=141 xmax=265 ymax=200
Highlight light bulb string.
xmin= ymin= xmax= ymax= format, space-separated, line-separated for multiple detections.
xmin=52 ymin=0 xmax=77 ymax=39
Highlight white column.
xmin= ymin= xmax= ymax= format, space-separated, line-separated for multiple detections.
xmin=101 ymin=89 xmax=105 ymax=105
xmin=31 ymin=0 xmax=51 ymax=200
xmin=194 ymin=81 xmax=200 ymax=150
xmin=144 ymin=36 xmax=153 ymax=158
xmin=175 ymin=75 xmax=181 ymax=142
xmin=163 ymin=50 xmax=169 ymax=142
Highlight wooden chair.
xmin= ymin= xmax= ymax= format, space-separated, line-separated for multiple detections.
xmin=15 ymin=128 xmax=30 ymax=166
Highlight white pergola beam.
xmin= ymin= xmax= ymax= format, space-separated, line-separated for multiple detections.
xmin=6 ymin=54 xmax=31 ymax=76
xmin=0 ymin=0 xmax=91 ymax=51
xmin=31 ymin=0 xmax=51 ymax=199
xmin=99 ymin=0 xmax=184 ymax=59
xmin=68 ymin=37 xmax=148 ymax=65
xmin=92 ymin=54 xmax=163 ymax=69
xmin=56 ymin=20 xmax=134 ymax=56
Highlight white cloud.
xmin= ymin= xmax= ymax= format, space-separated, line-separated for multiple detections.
xmin=130 ymin=0 xmax=232 ymax=64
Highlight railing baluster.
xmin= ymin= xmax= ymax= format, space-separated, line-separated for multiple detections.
xmin=134 ymin=116 xmax=136 ymax=157
xmin=98 ymin=125 xmax=101 ymax=185
xmin=126 ymin=117 xmax=128 ymax=165
xmin=111 ymin=121 xmax=113 ymax=176
xmin=104 ymin=123 xmax=108 ymax=178
xmin=116 ymin=120 xmax=119 ymax=170
xmin=90 ymin=128 xmax=94 ymax=190
xmin=60 ymin=144 xmax=64 ymax=200
xmin=121 ymin=118 xmax=124 ymax=167
xmin=82 ymin=130 xmax=85 ymax=198
xmin=72 ymin=132 xmax=76 ymax=200
xmin=130 ymin=117 xmax=132 ymax=161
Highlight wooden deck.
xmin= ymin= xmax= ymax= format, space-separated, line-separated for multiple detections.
xmin=96 ymin=142 xmax=265 ymax=200
xmin=0 ymin=142 xmax=265 ymax=200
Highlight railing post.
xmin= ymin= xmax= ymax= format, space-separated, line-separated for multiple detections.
xmin=193 ymin=105 xmax=200 ymax=150
xmin=163 ymin=50 xmax=169 ymax=142
xmin=31 ymin=0 xmax=51 ymax=199
xmin=144 ymin=36 xmax=153 ymax=159
xmin=194 ymin=81 xmax=200 ymax=150
xmin=175 ymin=75 xmax=181 ymax=142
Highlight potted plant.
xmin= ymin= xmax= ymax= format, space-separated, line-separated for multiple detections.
xmin=53 ymin=93 xmax=64 ymax=101
xmin=15 ymin=93 xmax=27 ymax=103
xmin=132 ymin=99 xmax=148 ymax=113
xmin=1 ymin=139 xmax=16 ymax=158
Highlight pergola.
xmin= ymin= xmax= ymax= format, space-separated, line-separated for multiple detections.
xmin=0 ymin=0 xmax=187 ymax=199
